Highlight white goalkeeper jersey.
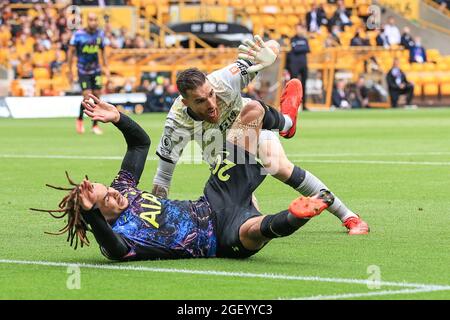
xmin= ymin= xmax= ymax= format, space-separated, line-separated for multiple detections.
xmin=156 ymin=60 xmax=256 ymax=165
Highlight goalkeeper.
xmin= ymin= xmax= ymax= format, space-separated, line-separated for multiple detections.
xmin=32 ymin=94 xmax=334 ymax=260
xmin=152 ymin=35 xmax=369 ymax=235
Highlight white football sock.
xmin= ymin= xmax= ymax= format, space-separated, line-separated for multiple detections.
xmin=296 ymin=170 xmax=358 ymax=222
xmin=281 ymin=115 xmax=293 ymax=133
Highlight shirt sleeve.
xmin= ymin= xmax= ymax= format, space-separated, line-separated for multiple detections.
xmin=208 ymin=59 xmax=256 ymax=93
xmin=69 ymin=32 xmax=77 ymax=46
xmin=110 ymin=169 xmax=138 ymax=193
xmin=156 ymin=113 xmax=193 ymax=164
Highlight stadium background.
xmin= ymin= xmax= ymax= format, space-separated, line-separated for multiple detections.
xmin=0 ymin=0 xmax=449 ymax=116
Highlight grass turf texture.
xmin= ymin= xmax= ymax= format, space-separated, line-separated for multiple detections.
xmin=0 ymin=108 xmax=449 ymax=300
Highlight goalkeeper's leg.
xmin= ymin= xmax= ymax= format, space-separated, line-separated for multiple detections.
xmin=257 ymin=130 xmax=369 ymax=235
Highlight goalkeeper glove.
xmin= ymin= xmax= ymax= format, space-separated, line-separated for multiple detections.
xmin=238 ymin=35 xmax=278 ymax=73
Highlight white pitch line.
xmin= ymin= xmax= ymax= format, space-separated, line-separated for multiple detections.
xmin=286 ymin=286 xmax=450 ymax=300
xmin=288 ymin=159 xmax=450 ymax=166
xmin=1 ymin=154 xmax=450 ymax=166
xmin=1 ymin=259 xmax=450 ymax=291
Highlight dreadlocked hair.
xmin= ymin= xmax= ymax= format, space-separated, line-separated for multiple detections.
xmin=30 ymin=171 xmax=91 ymax=250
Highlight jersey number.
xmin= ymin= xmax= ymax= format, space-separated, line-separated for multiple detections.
xmin=211 ymin=153 xmax=236 ymax=182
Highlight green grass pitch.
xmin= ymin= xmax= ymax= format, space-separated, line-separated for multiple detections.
xmin=1 ymin=108 xmax=449 ymax=300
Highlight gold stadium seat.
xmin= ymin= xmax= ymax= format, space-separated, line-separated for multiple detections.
xmin=130 ymin=0 xmax=141 ymax=6
xmin=33 ymin=67 xmax=50 ymax=80
xmin=423 ymin=63 xmax=436 ymax=72
xmin=230 ymin=0 xmax=243 ymax=7
xmin=426 ymin=49 xmax=441 ymax=62
xmin=286 ymin=14 xmax=301 ymax=25
xmin=245 ymin=5 xmax=258 ymax=14
xmin=242 ymin=0 xmax=255 ymax=5
xmin=245 ymin=6 xmax=258 ymax=14
xmin=439 ymin=73 xmax=450 ymax=95
xmin=293 ymin=6 xmax=307 ymax=15
xmin=145 ymin=5 xmax=157 ymax=17
xmin=422 ymin=74 xmax=439 ymax=96
xmin=411 ymin=63 xmax=425 ymax=72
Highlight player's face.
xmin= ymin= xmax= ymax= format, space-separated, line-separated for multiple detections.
xmin=87 ymin=14 xmax=98 ymax=31
xmin=92 ymin=183 xmax=129 ymax=216
xmin=183 ymin=81 xmax=219 ymax=123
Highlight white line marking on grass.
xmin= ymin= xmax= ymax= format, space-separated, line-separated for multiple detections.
xmin=1 ymin=259 xmax=450 ymax=292
xmin=286 ymin=286 xmax=450 ymax=300
xmin=1 ymin=154 xmax=450 ymax=166
xmin=288 ymin=159 xmax=450 ymax=166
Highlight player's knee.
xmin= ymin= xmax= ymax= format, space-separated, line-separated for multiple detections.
xmin=240 ymin=100 xmax=265 ymax=125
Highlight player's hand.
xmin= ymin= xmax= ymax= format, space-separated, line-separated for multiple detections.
xmin=79 ymin=179 xmax=97 ymax=211
xmin=82 ymin=93 xmax=120 ymax=123
xmin=238 ymin=35 xmax=279 ymax=73
xmin=152 ymin=184 xmax=169 ymax=199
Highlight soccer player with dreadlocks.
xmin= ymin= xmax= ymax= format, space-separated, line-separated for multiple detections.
xmin=32 ymin=94 xmax=334 ymax=260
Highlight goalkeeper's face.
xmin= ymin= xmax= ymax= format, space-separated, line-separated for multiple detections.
xmin=183 ymin=81 xmax=219 ymax=123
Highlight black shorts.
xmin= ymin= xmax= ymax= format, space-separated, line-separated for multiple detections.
xmin=204 ymin=142 xmax=268 ymax=259
xmin=78 ymin=72 xmax=102 ymax=90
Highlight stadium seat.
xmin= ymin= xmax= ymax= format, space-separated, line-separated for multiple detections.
xmin=411 ymin=63 xmax=425 ymax=72
xmin=33 ymin=68 xmax=50 ymax=80
xmin=426 ymin=49 xmax=441 ymax=62
xmin=230 ymin=0 xmax=244 ymax=7
xmin=145 ymin=5 xmax=157 ymax=17
xmin=245 ymin=6 xmax=258 ymax=14
xmin=130 ymin=0 xmax=142 ymax=6
xmin=422 ymin=74 xmax=439 ymax=96
xmin=439 ymin=73 xmax=450 ymax=95
xmin=423 ymin=63 xmax=436 ymax=72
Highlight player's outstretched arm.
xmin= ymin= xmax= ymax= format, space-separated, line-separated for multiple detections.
xmin=82 ymin=94 xmax=151 ymax=182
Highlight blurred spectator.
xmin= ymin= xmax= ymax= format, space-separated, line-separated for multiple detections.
xmin=352 ymin=76 xmax=369 ymax=108
xmin=306 ymin=2 xmax=328 ymax=33
xmin=350 ymin=29 xmax=369 ymax=46
xmin=434 ymin=0 xmax=449 ymax=11
xmin=409 ymin=37 xmax=427 ymax=63
xmin=136 ymin=79 xmax=152 ymax=93
xmin=400 ymin=26 xmax=415 ymax=50
xmin=329 ymin=0 xmax=352 ymax=31
xmin=386 ymin=58 xmax=414 ymax=108
xmin=375 ymin=25 xmax=390 ymax=48
xmin=384 ymin=16 xmax=401 ymax=46
xmin=325 ymin=25 xmax=341 ymax=47
xmin=287 ymin=24 xmax=310 ymax=108
xmin=332 ymin=79 xmax=351 ymax=109
xmin=50 ymin=50 xmax=65 ymax=77
xmin=17 ymin=53 xmax=33 ymax=79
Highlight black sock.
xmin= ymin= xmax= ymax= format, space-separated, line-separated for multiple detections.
xmin=78 ymin=104 xmax=84 ymax=120
xmin=285 ymin=166 xmax=306 ymax=189
xmin=260 ymin=101 xmax=285 ymax=131
xmin=260 ymin=210 xmax=309 ymax=239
